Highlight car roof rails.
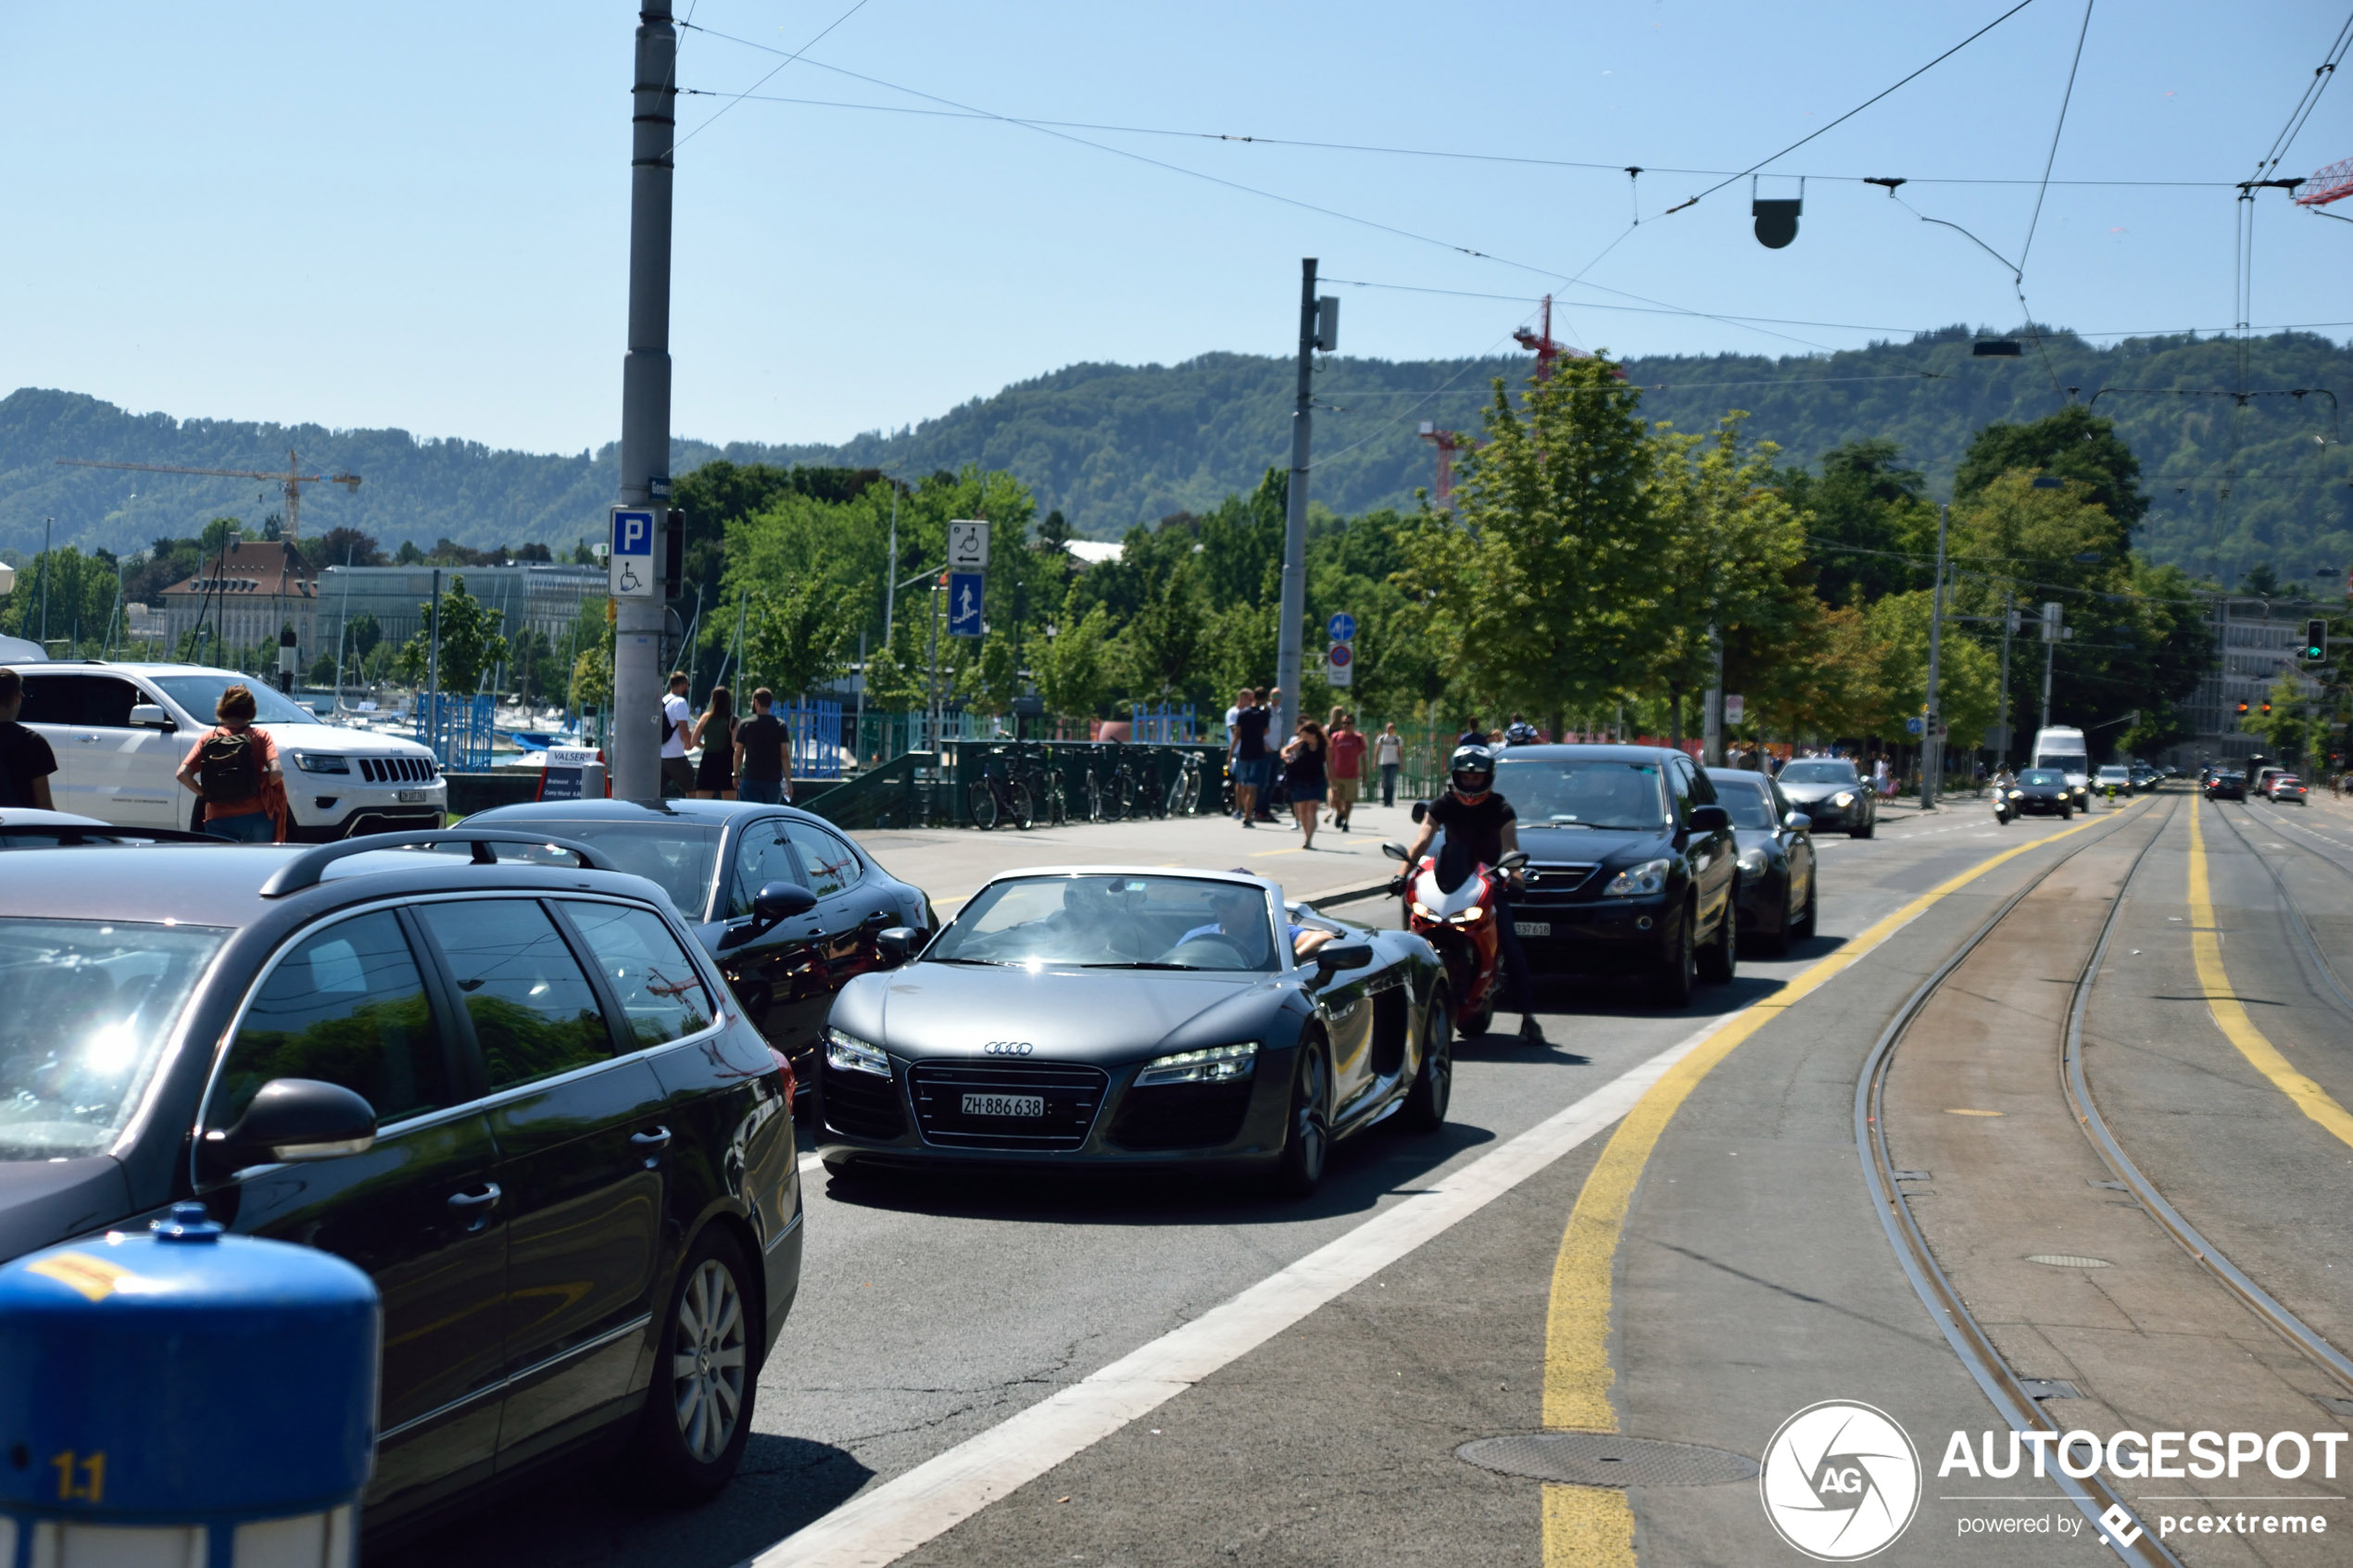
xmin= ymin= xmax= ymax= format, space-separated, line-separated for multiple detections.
xmin=0 ymin=823 xmax=218 ymax=845
xmin=258 ymin=829 xmax=611 ymax=898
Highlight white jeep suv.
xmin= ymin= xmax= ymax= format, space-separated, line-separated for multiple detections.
xmin=6 ymin=661 xmax=447 ymax=840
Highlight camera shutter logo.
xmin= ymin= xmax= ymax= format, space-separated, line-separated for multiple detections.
xmin=1758 ymin=1400 xmax=1920 ymax=1561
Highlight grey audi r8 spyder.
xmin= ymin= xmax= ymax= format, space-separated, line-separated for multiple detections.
xmin=813 ymin=868 xmax=1451 ymax=1196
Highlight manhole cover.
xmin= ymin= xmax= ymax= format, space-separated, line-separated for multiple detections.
xmin=1458 ymin=1433 xmax=1759 ymax=1487
xmin=2025 ymin=1254 xmax=2112 ymax=1268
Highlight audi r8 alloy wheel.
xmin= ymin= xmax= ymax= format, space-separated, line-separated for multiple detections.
xmin=1402 ymin=988 xmax=1453 ymax=1133
xmin=1273 ymin=1036 xmax=1331 ymax=1198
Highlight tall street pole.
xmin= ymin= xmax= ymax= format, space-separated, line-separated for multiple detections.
xmin=611 ymin=0 xmax=675 ymax=800
xmin=1274 ymin=259 xmax=1317 ymax=743
xmin=38 ymin=517 xmax=51 ymax=646
xmin=1702 ymin=625 xmax=1724 ymax=765
xmin=1995 ymin=589 xmax=2014 ymax=767
xmin=1921 ymin=500 xmax=1950 ymax=809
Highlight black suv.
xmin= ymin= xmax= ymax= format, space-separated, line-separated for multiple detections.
xmin=0 ymin=831 xmax=801 ymax=1538
xmin=1475 ymin=745 xmax=1740 ymax=1006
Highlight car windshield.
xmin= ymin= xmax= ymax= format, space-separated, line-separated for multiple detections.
xmin=1779 ymin=761 xmax=1857 ymax=785
xmin=1714 ymin=781 xmax=1780 ymax=830
xmin=2019 ymin=770 xmax=2065 ymax=785
xmin=926 ymin=874 xmax=1281 ymax=972
xmin=1492 ymin=759 xmax=1667 ymax=831
xmin=0 ymin=919 xmax=227 ymax=1160
xmin=2097 ymin=767 xmax=2130 ymax=779
xmin=151 ymin=675 xmax=318 ymax=727
xmin=474 ymin=821 xmax=723 ymax=917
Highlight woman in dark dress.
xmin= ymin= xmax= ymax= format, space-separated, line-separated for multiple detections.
xmin=1280 ymin=717 xmax=1329 ymax=850
xmin=691 ymin=686 xmax=737 ymax=799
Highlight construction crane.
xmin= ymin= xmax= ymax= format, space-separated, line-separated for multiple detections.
xmin=2296 ymin=156 xmax=2353 ymax=207
xmin=1416 ymin=422 xmax=1470 ymax=507
xmin=53 ymin=450 xmax=360 ymax=544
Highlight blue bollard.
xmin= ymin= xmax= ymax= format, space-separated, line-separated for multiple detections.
xmin=0 ymin=1202 xmax=380 ymax=1568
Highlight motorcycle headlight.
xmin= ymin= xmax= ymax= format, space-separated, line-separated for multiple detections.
xmin=1448 ymin=904 xmax=1487 ymax=924
xmin=1410 ymin=901 xmax=1437 ymax=921
xmin=824 ymin=1028 xmax=890 ymax=1078
xmin=1832 ymin=791 xmax=1856 ymax=807
xmin=293 ymin=751 xmax=349 ymax=774
xmin=1603 ymin=858 xmax=1671 ymax=897
xmin=1136 ymin=1041 xmax=1257 ymax=1086
xmin=1737 ymin=847 xmax=1768 ymax=876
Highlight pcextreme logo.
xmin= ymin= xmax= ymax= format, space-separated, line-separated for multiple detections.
xmin=1760 ymin=1400 xmax=1923 ymax=1561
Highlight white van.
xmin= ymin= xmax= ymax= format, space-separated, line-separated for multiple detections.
xmin=5 ymin=660 xmax=447 ymax=839
xmin=2030 ymin=726 xmax=2091 ymax=808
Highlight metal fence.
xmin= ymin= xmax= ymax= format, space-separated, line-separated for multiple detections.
xmin=414 ymin=693 xmax=497 ymax=771
xmin=776 ymin=697 xmax=846 ymax=781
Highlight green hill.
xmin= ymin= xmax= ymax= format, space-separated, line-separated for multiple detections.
xmin=6 ymin=326 xmax=2348 ymax=581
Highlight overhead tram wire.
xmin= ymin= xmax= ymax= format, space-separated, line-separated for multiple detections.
xmin=679 ymin=22 xmax=1838 ymax=353
xmin=673 ymin=0 xmax=877 ymax=152
xmin=2010 ymin=0 xmax=2099 ymax=400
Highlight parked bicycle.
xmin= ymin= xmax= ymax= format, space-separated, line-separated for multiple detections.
xmin=968 ymin=750 xmax=1035 ymax=831
xmin=1166 ymin=750 xmax=1204 ymax=816
xmin=1020 ymin=743 xmax=1068 ymax=827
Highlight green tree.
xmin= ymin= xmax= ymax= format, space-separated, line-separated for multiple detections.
xmin=1776 ymin=438 xmax=1936 ymax=606
xmin=390 ymin=575 xmax=509 ymax=693
xmin=1026 ymin=601 xmax=1115 ymax=722
xmin=2249 ymin=669 xmax=2316 ymax=761
xmin=744 ymin=576 xmax=857 ymax=702
xmin=1954 ymin=404 xmax=2148 ymax=532
xmin=1860 ymin=590 xmax=2002 ymax=757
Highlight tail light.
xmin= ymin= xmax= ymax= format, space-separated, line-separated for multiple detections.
xmin=768 ymin=1046 xmax=796 ymax=1103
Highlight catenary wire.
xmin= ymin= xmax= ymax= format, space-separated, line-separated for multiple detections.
xmin=673 ymin=0 xmax=877 ymax=153
xmin=2018 ymin=0 xmax=2096 ymax=278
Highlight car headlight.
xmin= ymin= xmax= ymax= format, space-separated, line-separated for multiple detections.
xmin=1135 ymin=1041 xmax=1257 ymax=1086
xmin=1603 ymin=858 xmax=1671 ymax=897
xmin=293 ymin=751 xmax=349 ymax=774
xmin=824 ymin=1027 xmax=891 ymax=1078
xmin=2007 ymin=789 xmax=2024 ymax=798
xmin=1832 ymin=791 xmax=1856 ymax=807
xmin=1449 ymin=904 xmax=1487 ymax=925
xmin=1737 ymin=847 xmax=1768 ymax=875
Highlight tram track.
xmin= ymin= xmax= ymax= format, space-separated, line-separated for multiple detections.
xmin=1855 ymin=793 xmax=2353 ymax=1563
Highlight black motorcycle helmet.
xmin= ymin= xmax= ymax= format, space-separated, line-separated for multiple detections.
xmin=1449 ymin=744 xmax=1496 ymax=799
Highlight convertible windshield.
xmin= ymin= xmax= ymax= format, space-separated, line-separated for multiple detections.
xmin=2018 ymin=769 xmax=2065 ymax=786
xmin=0 ymin=919 xmax=227 ymax=1160
xmin=474 ymin=822 xmax=722 ymax=917
xmin=1493 ymin=759 xmax=1667 ymax=831
xmin=1779 ymin=761 xmax=1858 ymax=785
xmin=927 ymin=874 xmax=1281 ymax=972
xmin=152 ymin=675 xmax=319 ymax=727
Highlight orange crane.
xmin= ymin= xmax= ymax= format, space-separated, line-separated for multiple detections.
xmin=1416 ymin=422 xmax=1471 ymax=507
xmin=53 ymin=450 xmax=360 ymax=543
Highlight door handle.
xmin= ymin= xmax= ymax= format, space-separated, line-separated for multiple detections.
xmin=631 ymin=1125 xmax=673 ymax=1167
xmin=447 ymin=1182 xmax=501 ymax=1232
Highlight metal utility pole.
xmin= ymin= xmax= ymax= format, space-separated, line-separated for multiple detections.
xmin=1995 ymin=591 xmax=2016 ymax=765
xmin=610 ymin=0 xmax=676 ymax=800
xmin=1921 ymin=501 xmax=1950 ymax=809
xmin=1702 ymin=626 xmax=1724 ymax=766
xmin=883 ymin=483 xmax=900 ymax=643
xmin=2039 ymin=601 xmax=2064 ymax=735
xmin=38 ymin=518 xmax=51 ymax=646
xmin=1276 ymin=259 xmax=1336 ymax=742
xmin=426 ymin=569 xmax=444 ymax=698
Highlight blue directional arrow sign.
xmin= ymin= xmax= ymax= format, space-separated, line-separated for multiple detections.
xmin=609 ymin=507 xmax=657 ymax=598
xmin=1327 ymin=611 xmax=1357 ymax=643
xmin=948 ymin=571 xmax=985 ymax=638
xmin=1905 ymin=716 xmax=1924 ymax=736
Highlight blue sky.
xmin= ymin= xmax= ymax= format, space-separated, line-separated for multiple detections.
xmin=5 ymin=1 xmax=2348 ymax=454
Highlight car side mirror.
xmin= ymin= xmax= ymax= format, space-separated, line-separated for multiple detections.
xmin=1410 ymin=800 xmax=1428 ymax=824
xmin=1689 ymin=804 xmax=1731 ymax=834
xmin=128 ymin=703 xmax=175 ymax=731
xmin=1497 ymin=850 xmax=1529 ymax=871
xmin=875 ymin=925 xmax=926 ymax=966
xmin=1783 ymin=810 xmax=1812 ymax=833
xmin=721 ymin=880 xmax=819 ymax=949
xmin=1381 ymin=840 xmax=1411 ymax=862
xmin=210 ymin=1078 xmax=376 ymax=1173
xmin=1313 ymin=940 xmax=1375 ymax=979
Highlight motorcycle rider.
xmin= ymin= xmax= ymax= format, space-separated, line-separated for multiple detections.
xmin=1990 ymin=761 xmax=2017 ymax=822
xmin=1398 ymin=745 xmax=1545 ymax=1045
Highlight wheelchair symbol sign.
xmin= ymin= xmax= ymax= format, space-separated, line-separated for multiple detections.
xmin=610 ymin=508 xmax=656 ymax=598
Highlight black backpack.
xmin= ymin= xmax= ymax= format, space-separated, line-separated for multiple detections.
xmin=197 ymin=730 xmax=262 ymax=802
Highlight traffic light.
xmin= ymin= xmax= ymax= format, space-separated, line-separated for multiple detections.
xmin=2262 ymin=699 xmax=2274 ymax=716
xmin=661 ymin=509 xmax=685 ymax=600
xmin=2237 ymin=700 xmax=2251 ymax=718
xmin=2304 ymin=618 xmax=2328 ymax=662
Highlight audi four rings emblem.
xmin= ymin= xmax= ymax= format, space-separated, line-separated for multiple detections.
xmin=982 ymin=1041 xmax=1034 ymax=1056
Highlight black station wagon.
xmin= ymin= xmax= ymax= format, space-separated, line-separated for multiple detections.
xmin=0 ymin=830 xmax=802 ymax=1538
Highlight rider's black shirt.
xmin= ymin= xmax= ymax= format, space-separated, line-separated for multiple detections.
xmin=1428 ymin=790 xmax=1515 ymax=890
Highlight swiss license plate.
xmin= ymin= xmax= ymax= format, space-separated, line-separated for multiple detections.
xmin=1514 ymin=921 xmax=1551 ymax=937
xmin=396 ymin=788 xmax=426 ymax=803
xmin=963 ymin=1093 xmax=1045 ymax=1118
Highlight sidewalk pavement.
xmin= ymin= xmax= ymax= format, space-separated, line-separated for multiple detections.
xmin=851 ymin=798 xmax=1416 ymax=915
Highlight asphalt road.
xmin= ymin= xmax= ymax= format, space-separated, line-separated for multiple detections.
xmin=377 ymin=785 xmax=2353 ymax=1567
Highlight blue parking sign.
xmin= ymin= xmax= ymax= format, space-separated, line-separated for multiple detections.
xmin=948 ymin=571 xmax=985 ymax=637
xmin=610 ymin=508 xmax=657 ymax=598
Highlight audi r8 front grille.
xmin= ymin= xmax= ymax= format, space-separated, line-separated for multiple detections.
xmin=908 ymin=1060 xmax=1107 ymax=1150
xmin=358 ymin=756 xmax=437 ymax=784
xmin=821 ymin=1061 xmax=906 ymax=1140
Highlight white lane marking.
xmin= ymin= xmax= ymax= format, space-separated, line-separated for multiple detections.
xmin=799 ymin=1151 xmax=823 ymax=1175
xmin=749 ymin=1015 xmax=1738 ymax=1568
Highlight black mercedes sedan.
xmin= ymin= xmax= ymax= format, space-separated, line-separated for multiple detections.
xmin=813 ymin=868 xmax=1449 ymax=1197
xmin=1705 ymin=767 xmax=1817 ymax=955
xmin=0 ymin=830 xmax=801 ymax=1540
xmin=460 ymin=798 xmax=934 ymax=1098
xmin=1773 ymin=758 xmax=1877 ymax=837
xmin=1477 ymin=745 xmax=1739 ymax=1007
xmin=2006 ymin=767 xmax=2074 ymax=818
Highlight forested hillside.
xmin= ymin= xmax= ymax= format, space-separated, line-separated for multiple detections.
xmin=6 ymin=327 xmax=2347 ymax=580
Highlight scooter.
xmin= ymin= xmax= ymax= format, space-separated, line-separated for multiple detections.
xmin=1384 ymin=835 xmax=1529 ymax=1040
xmin=1992 ymin=787 xmax=2016 ymax=825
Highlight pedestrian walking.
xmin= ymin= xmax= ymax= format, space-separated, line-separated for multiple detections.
xmin=1327 ymin=709 xmax=1365 ymax=831
xmin=691 ymin=686 xmax=738 ymax=798
xmin=174 ymin=683 xmax=284 ymax=842
xmin=660 ymin=671 xmax=696 ymax=797
xmin=1281 ymin=717 xmax=1329 ymax=849
xmin=1374 ymin=721 xmax=1403 ymax=808
xmin=734 ymin=687 xmax=792 ymax=803
xmin=1229 ymin=687 xmax=1272 ymax=827
xmin=1503 ymin=712 xmax=1540 ymax=746
xmin=0 ymin=670 xmax=58 ymax=810
xmin=1457 ymin=716 xmax=1486 ymax=750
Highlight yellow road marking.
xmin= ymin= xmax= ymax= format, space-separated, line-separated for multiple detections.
xmin=1540 ymin=803 xmax=2138 ymax=1566
xmin=2186 ymin=801 xmax=2353 ymax=1149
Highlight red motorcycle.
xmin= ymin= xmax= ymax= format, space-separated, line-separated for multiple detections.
xmin=1385 ymin=837 xmax=1529 ymax=1039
